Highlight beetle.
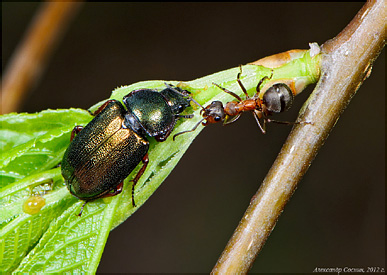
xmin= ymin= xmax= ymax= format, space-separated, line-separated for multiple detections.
xmin=173 ymin=66 xmax=295 ymax=139
xmin=61 ymin=84 xmax=194 ymax=214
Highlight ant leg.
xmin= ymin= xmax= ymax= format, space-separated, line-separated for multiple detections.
xmin=266 ymin=119 xmax=294 ymax=125
xmin=253 ymin=110 xmax=266 ymax=134
xmin=256 ymin=70 xmax=274 ymax=94
xmin=237 ymin=65 xmax=249 ymax=99
xmin=130 ymin=154 xmax=149 ymax=207
xmin=173 ymin=117 xmax=206 ymax=141
xmin=223 ymin=113 xmax=241 ymax=125
xmin=266 ymin=118 xmax=312 ymax=126
xmin=213 ymin=82 xmax=242 ymax=102
xmin=70 ymin=126 xmax=84 ymax=141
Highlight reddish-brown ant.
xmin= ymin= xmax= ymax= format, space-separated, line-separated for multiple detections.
xmin=173 ymin=66 xmax=296 ymax=140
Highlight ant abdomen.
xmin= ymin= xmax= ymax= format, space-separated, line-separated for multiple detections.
xmin=262 ymin=83 xmax=294 ymax=113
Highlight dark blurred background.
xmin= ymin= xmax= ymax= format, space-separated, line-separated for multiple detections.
xmin=2 ymin=2 xmax=385 ymax=273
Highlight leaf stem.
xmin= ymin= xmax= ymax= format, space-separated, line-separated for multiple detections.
xmin=0 ymin=2 xmax=82 ymax=114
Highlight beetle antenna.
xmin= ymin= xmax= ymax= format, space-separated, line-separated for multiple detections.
xmin=163 ymin=82 xmax=205 ymax=112
xmin=173 ymin=117 xmax=206 ymax=141
xmin=164 ymin=82 xmax=191 ymax=96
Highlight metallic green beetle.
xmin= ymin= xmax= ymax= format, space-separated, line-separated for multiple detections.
xmin=61 ymin=84 xmax=193 ymax=214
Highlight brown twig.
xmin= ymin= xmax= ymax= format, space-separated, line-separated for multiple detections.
xmin=212 ymin=0 xmax=385 ymax=273
xmin=0 ymin=2 xmax=83 ymax=114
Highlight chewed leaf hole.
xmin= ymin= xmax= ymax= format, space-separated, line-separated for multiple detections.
xmin=158 ymin=152 xmax=177 ymax=169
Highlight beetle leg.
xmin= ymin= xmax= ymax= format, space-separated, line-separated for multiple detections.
xmin=178 ymin=114 xmax=194 ymax=119
xmin=71 ymin=126 xmax=84 ymax=141
xmin=91 ymin=99 xmax=118 ymax=116
xmin=131 ymin=154 xmax=149 ymax=207
xmin=76 ymin=182 xmax=124 ymax=217
xmin=102 ymin=181 xmax=124 ymax=198
xmin=77 ymin=201 xmax=87 ymax=217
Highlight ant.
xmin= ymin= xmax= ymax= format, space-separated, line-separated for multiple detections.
xmin=173 ymin=66 xmax=296 ymax=140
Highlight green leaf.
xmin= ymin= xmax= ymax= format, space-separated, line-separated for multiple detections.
xmin=0 ymin=50 xmax=321 ymax=272
xmin=0 ymin=109 xmax=92 ymax=187
xmin=0 ymin=168 xmax=76 ymax=271
xmin=0 ymin=109 xmax=91 ymax=272
xmin=14 ymin=200 xmax=117 ymax=273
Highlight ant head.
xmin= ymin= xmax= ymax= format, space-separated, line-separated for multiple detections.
xmin=172 ymin=100 xmax=226 ymax=141
xmin=201 ymin=101 xmax=226 ymax=125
